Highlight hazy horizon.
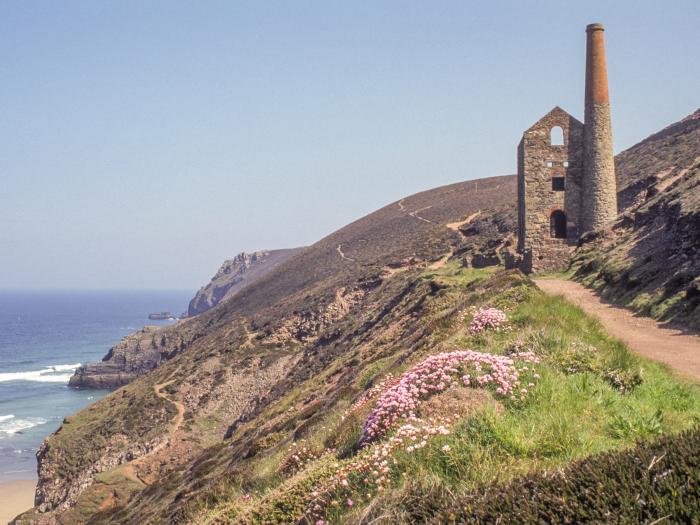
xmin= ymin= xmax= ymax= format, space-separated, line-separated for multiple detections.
xmin=3 ymin=1 xmax=699 ymax=290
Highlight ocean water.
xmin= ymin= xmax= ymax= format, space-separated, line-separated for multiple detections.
xmin=0 ymin=290 xmax=192 ymax=481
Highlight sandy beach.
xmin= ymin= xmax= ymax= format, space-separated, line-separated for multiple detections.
xmin=0 ymin=479 xmax=35 ymax=524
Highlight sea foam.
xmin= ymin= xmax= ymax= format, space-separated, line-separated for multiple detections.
xmin=0 ymin=415 xmax=48 ymax=436
xmin=0 ymin=363 xmax=81 ymax=384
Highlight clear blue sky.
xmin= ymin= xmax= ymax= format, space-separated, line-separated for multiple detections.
xmin=2 ymin=1 xmax=698 ymax=290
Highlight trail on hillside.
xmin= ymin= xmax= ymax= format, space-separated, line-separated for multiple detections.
xmin=336 ymin=243 xmax=355 ymax=262
xmin=110 ymin=376 xmax=186 ymax=488
xmin=446 ymin=210 xmax=481 ymax=233
xmin=535 ymin=279 xmax=700 ymax=381
xmin=153 ymin=379 xmax=185 ymax=440
xmin=409 ymin=205 xmax=435 ymax=224
xmin=429 ymin=209 xmax=485 ymax=270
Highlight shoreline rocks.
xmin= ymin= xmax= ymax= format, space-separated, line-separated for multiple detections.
xmin=68 ymin=326 xmax=179 ymax=389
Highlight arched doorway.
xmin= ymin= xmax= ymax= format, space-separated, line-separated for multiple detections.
xmin=550 ymin=210 xmax=567 ymax=239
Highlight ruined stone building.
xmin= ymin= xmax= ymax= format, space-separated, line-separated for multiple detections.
xmin=516 ymin=23 xmax=617 ymax=272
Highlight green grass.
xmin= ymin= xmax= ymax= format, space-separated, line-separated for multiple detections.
xmin=334 ymin=286 xmax=700 ymax=523
xmin=191 ymin=269 xmax=700 ymax=524
xmin=421 ymin=261 xmax=495 ymax=287
xmin=531 ymin=267 xmax=575 ymax=280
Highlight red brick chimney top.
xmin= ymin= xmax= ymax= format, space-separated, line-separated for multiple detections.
xmin=585 ymin=23 xmax=609 ymax=104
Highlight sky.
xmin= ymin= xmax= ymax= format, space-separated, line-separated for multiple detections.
xmin=2 ymin=1 xmax=698 ymax=290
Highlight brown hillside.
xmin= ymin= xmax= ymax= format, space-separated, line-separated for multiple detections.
xmin=20 ymin=108 xmax=700 ymax=525
xmin=26 ymin=175 xmax=516 ymax=523
xmin=188 ymin=248 xmax=305 ymax=317
xmin=573 ymin=108 xmax=700 ymax=328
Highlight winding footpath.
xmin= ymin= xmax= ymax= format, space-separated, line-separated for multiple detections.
xmin=110 ymin=376 xmax=186 ymax=487
xmin=336 ymin=243 xmax=355 ymax=262
xmin=535 ymin=279 xmax=700 ymax=382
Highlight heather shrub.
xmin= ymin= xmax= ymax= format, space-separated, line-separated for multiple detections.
xmin=437 ymin=427 xmax=700 ymax=524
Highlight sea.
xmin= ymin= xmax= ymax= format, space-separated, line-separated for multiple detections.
xmin=0 ymin=290 xmax=192 ymax=482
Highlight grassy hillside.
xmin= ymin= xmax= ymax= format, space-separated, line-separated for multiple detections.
xmin=18 ymin=176 xmax=518 ymax=523
xmin=16 ymin=109 xmax=700 ymax=524
xmin=175 ymin=267 xmax=699 ymax=525
xmin=18 ymin=265 xmax=699 ymax=524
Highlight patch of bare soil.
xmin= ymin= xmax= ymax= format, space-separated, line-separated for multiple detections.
xmin=535 ymin=279 xmax=700 ymax=381
xmin=418 ymin=386 xmax=502 ymax=420
xmin=446 ymin=210 xmax=482 ymax=233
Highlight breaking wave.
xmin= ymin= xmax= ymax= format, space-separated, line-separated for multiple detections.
xmin=0 ymin=363 xmax=81 ymax=383
xmin=0 ymin=415 xmax=48 ymax=436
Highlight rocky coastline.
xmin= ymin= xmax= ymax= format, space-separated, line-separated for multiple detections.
xmin=69 ymin=248 xmax=304 ymax=390
xmin=68 ymin=326 xmax=183 ymax=389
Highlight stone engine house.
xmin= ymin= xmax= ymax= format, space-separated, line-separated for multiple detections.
xmin=516 ymin=23 xmax=617 ymax=273
xmin=517 ymin=108 xmax=584 ymax=271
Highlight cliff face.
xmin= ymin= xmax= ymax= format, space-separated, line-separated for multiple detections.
xmin=68 ymin=326 xmax=191 ymax=389
xmin=188 ymin=248 xmax=303 ymax=316
xmin=69 ymin=249 xmax=304 ymax=389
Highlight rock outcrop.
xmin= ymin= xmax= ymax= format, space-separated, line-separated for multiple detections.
xmin=69 ymin=249 xmax=304 ymax=389
xmin=69 ymin=326 xmax=186 ymax=389
xmin=187 ymin=249 xmax=304 ymax=316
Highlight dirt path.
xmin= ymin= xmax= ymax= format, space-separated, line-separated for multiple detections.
xmin=425 ymin=209 xmax=485 ymax=270
xmin=446 ymin=210 xmax=481 ymax=233
xmin=336 ymin=243 xmax=355 ymax=262
xmin=107 ymin=376 xmax=185 ymax=490
xmin=153 ymin=379 xmax=185 ymax=438
xmin=535 ymin=279 xmax=700 ymax=381
xmin=409 ymin=205 xmax=435 ymax=224
xmin=428 ymin=248 xmax=454 ymax=270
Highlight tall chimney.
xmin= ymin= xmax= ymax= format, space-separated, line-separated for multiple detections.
xmin=582 ymin=23 xmax=617 ymax=232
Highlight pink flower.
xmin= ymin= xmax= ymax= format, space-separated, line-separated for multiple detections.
xmin=346 ymin=498 xmax=354 ymax=507
xmin=468 ymin=307 xmax=509 ymax=335
xmin=360 ymin=349 xmax=540 ymax=444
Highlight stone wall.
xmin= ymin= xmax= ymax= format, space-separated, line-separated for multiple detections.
xmin=517 ymin=107 xmax=584 ymax=272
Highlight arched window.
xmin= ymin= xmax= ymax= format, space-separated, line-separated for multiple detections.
xmin=550 ymin=210 xmax=567 ymax=239
xmin=550 ymin=126 xmax=564 ymax=146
